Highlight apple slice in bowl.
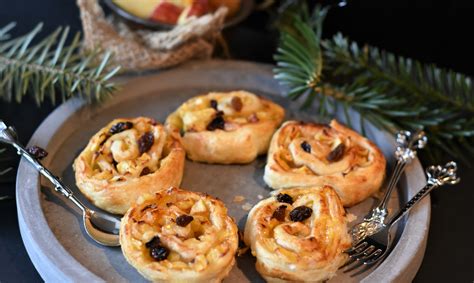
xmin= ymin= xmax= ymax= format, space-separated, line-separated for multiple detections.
xmin=103 ymin=0 xmax=253 ymax=30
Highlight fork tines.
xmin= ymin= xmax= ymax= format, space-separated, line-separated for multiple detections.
xmin=341 ymin=238 xmax=386 ymax=275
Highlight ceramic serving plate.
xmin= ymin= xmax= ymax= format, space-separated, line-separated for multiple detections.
xmin=16 ymin=60 xmax=430 ymax=282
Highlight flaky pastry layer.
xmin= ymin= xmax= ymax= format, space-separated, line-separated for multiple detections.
xmin=120 ymin=187 xmax=239 ymax=283
xmin=73 ymin=117 xmax=185 ymax=214
xmin=166 ymin=90 xmax=285 ymax=164
xmin=264 ymin=120 xmax=386 ymax=206
xmin=244 ymin=186 xmax=352 ymax=282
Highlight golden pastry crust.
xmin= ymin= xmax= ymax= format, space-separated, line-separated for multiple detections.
xmin=244 ymin=186 xmax=352 ymax=282
xmin=264 ymin=120 xmax=386 ymax=207
xmin=166 ymin=90 xmax=285 ymax=164
xmin=73 ymin=117 xmax=185 ymax=214
xmin=120 ymin=187 xmax=239 ymax=283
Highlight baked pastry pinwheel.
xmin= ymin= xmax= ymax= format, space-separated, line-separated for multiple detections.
xmin=120 ymin=187 xmax=239 ymax=282
xmin=244 ymin=186 xmax=352 ymax=282
xmin=264 ymin=120 xmax=386 ymax=206
xmin=166 ymin=90 xmax=285 ymax=164
xmin=73 ymin=117 xmax=185 ymax=214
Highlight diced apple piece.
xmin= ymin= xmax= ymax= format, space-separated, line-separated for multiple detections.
xmin=190 ymin=199 xmax=208 ymax=214
xmin=187 ymin=0 xmax=210 ymax=17
xmin=113 ymin=0 xmax=162 ymax=19
xmin=178 ymin=0 xmax=210 ymax=24
xmin=150 ymin=2 xmax=184 ymax=24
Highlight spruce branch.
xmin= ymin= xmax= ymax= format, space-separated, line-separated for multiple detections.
xmin=274 ymin=5 xmax=328 ymax=108
xmin=0 ymin=23 xmax=121 ymax=105
xmin=274 ymin=4 xmax=474 ymax=165
xmin=322 ymin=33 xmax=474 ymax=112
xmin=0 ymin=147 xmax=12 ymax=201
xmin=0 ymin=167 xmax=11 ymax=176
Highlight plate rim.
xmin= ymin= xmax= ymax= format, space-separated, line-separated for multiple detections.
xmin=16 ymin=59 xmax=430 ymax=282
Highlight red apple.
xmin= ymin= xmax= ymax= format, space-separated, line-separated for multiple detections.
xmin=150 ymin=2 xmax=184 ymax=25
xmin=178 ymin=0 xmax=210 ymax=24
xmin=187 ymin=0 xmax=209 ymax=18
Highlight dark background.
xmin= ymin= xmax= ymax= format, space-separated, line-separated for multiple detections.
xmin=1 ymin=0 xmax=473 ymax=282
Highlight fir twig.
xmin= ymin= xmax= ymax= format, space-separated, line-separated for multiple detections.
xmin=274 ymin=4 xmax=474 ymax=165
xmin=0 ymin=147 xmax=12 ymax=201
xmin=0 ymin=23 xmax=121 ymax=105
xmin=0 ymin=167 xmax=11 ymax=175
xmin=274 ymin=5 xmax=328 ymax=107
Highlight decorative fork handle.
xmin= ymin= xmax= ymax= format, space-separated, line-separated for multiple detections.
xmin=0 ymin=121 xmax=87 ymax=213
xmin=362 ymin=131 xmax=427 ymax=225
xmin=378 ymin=130 xmax=427 ymax=211
xmin=387 ymin=161 xmax=460 ymax=226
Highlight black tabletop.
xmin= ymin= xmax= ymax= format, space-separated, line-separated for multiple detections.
xmin=1 ymin=0 xmax=473 ymax=282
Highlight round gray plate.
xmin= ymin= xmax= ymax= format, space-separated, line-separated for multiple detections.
xmin=16 ymin=60 xmax=430 ymax=283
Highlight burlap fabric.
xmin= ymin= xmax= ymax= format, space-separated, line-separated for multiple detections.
xmin=77 ymin=0 xmax=227 ymax=71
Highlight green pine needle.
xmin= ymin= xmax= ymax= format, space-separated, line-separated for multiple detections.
xmin=0 ymin=147 xmax=12 ymax=201
xmin=0 ymin=167 xmax=11 ymax=175
xmin=0 ymin=23 xmax=121 ymax=105
xmin=274 ymin=4 xmax=474 ymax=165
xmin=0 ymin=195 xmax=12 ymax=201
xmin=274 ymin=5 xmax=328 ymax=104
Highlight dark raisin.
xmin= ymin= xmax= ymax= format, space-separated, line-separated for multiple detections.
xmin=301 ymin=141 xmax=311 ymax=153
xmin=276 ymin=193 xmax=293 ymax=204
xmin=150 ymin=246 xmax=169 ymax=261
xmin=145 ymin=236 xmax=161 ymax=248
xmin=176 ymin=215 xmax=194 ymax=227
xmin=289 ymin=206 xmax=313 ymax=222
xmin=231 ymin=96 xmax=243 ymax=112
xmin=140 ymin=167 xmax=151 ymax=176
xmin=26 ymin=146 xmax=48 ymax=160
xmin=210 ymin=99 xmax=218 ymax=110
xmin=271 ymin=205 xmax=287 ymax=221
xmin=109 ymin=121 xmax=133 ymax=134
xmin=327 ymin=143 xmax=346 ymax=162
xmin=145 ymin=236 xmax=170 ymax=260
xmin=138 ymin=132 xmax=154 ymax=154
xmin=206 ymin=115 xmax=225 ymax=131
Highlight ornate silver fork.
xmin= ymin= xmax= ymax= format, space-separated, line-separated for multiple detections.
xmin=0 ymin=120 xmax=121 ymax=246
xmin=350 ymin=130 xmax=427 ymax=244
xmin=343 ymin=161 xmax=460 ymax=272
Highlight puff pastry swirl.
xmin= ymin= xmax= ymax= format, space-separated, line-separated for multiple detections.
xmin=264 ymin=120 xmax=386 ymax=206
xmin=73 ymin=117 xmax=185 ymax=214
xmin=120 ymin=187 xmax=239 ymax=283
xmin=166 ymin=90 xmax=285 ymax=164
xmin=244 ymin=186 xmax=351 ymax=282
